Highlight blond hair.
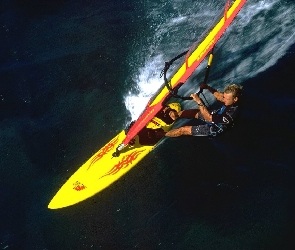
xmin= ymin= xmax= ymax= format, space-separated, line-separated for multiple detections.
xmin=224 ymin=84 xmax=243 ymax=98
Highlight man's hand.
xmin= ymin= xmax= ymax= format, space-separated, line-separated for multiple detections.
xmin=191 ymin=93 xmax=212 ymax=122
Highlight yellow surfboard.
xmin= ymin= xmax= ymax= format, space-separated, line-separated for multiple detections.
xmin=48 ymin=103 xmax=180 ymax=209
xmin=48 ymin=130 xmax=157 ymax=209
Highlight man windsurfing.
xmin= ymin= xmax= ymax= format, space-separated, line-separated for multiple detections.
xmin=165 ymin=83 xmax=242 ymax=137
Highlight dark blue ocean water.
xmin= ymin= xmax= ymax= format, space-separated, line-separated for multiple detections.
xmin=1 ymin=0 xmax=295 ymax=249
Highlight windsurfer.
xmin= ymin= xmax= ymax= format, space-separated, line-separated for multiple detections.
xmin=165 ymin=83 xmax=242 ymax=137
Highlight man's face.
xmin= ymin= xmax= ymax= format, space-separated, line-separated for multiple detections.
xmin=223 ymin=92 xmax=238 ymax=106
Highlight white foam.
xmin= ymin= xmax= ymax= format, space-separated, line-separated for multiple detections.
xmin=124 ymin=55 xmax=164 ymax=120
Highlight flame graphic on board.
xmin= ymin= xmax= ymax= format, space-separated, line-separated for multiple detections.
xmin=100 ymin=150 xmax=145 ymax=178
xmin=87 ymin=136 xmax=119 ymax=170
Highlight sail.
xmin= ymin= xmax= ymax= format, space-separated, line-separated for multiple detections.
xmin=122 ymin=0 xmax=247 ymax=147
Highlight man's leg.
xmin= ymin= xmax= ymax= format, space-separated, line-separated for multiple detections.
xmin=165 ymin=126 xmax=192 ymax=137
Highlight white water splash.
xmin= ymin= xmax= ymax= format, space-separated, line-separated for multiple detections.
xmin=124 ymin=55 xmax=164 ymax=120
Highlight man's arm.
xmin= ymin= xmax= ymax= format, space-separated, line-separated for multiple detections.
xmin=200 ymin=83 xmax=224 ymax=103
xmin=190 ymin=93 xmax=212 ymax=122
